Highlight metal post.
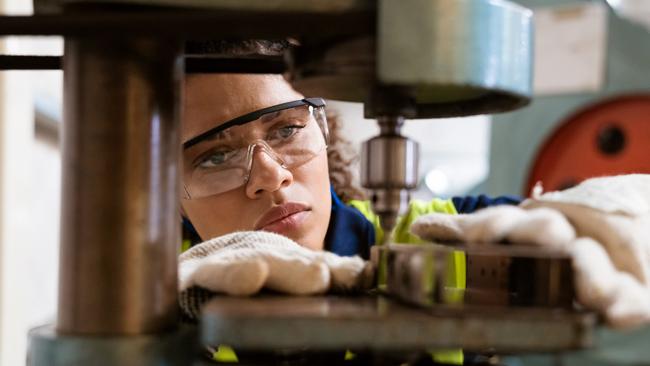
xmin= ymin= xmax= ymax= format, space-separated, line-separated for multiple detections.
xmin=57 ymin=37 xmax=181 ymax=335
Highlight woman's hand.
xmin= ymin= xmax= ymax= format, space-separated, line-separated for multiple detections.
xmin=411 ymin=174 xmax=650 ymax=329
xmin=179 ymin=231 xmax=374 ymax=296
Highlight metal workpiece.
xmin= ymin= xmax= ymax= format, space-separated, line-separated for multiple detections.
xmin=378 ymin=0 xmax=534 ymax=117
xmin=57 ymin=37 xmax=182 ymax=335
xmin=382 ymin=243 xmax=575 ymax=309
xmin=199 ymin=296 xmax=595 ymax=353
xmin=27 ymin=325 xmax=198 ymax=366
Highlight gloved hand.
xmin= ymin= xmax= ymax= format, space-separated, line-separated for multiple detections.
xmin=411 ymin=174 xmax=650 ymax=329
xmin=178 ymin=231 xmax=374 ymax=317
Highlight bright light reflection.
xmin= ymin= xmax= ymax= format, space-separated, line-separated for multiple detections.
xmin=606 ymin=0 xmax=622 ymax=9
xmin=425 ymin=169 xmax=450 ymax=196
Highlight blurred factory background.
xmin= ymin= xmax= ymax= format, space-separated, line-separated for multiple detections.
xmin=0 ymin=0 xmax=648 ymax=364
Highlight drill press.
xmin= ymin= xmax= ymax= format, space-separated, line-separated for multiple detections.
xmin=0 ymin=0 xmax=575 ymax=365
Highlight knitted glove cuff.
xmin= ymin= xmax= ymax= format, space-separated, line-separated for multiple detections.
xmin=179 ymin=286 xmax=215 ymax=323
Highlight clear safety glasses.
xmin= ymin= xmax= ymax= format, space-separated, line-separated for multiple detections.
xmin=182 ymin=98 xmax=329 ymax=199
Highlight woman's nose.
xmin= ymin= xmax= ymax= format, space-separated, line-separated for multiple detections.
xmin=245 ymin=147 xmax=293 ymax=199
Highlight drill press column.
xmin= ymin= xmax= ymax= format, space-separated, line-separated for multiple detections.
xmin=57 ymin=37 xmax=181 ymax=335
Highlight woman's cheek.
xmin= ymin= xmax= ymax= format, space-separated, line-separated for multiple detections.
xmin=185 ymin=188 xmax=258 ymax=239
xmin=298 ymin=152 xmax=332 ymax=248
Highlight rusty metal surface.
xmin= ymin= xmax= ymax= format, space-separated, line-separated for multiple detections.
xmin=200 ymin=296 xmax=595 ymax=353
xmin=57 ymin=37 xmax=182 ymax=335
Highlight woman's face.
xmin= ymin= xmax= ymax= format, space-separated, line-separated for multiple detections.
xmin=181 ymin=74 xmax=331 ymax=250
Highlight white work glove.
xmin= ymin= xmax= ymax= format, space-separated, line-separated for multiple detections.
xmin=178 ymin=231 xmax=374 ymax=319
xmin=411 ymin=174 xmax=650 ymax=329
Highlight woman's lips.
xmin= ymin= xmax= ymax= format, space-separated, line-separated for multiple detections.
xmin=255 ymin=202 xmax=311 ymax=234
xmin=260 ymin=210 xmax=310 ymax=234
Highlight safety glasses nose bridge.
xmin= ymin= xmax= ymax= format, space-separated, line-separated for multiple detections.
xmin=243 ymin=140 xmax=289 ymax=183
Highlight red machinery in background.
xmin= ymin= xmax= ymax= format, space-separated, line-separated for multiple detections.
xmin=487 ymin=1 xmax=650 ymax=199
xmin=525 ymin=94 xmax=650 ymax=193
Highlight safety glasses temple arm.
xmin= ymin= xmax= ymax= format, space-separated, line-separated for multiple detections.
xmin=183 ymin=97 xmax=325 ymax=150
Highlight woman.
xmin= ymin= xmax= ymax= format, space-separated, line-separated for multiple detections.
xmin=179 ymin=40 xmax=519 ymax=365
xmin=182 ymin=74 xmax=347 ymax=253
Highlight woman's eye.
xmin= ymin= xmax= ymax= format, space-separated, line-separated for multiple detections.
xmin=198 ymin=151 xmax=229 ymax=168
xmin=271 ymin=125 xmax=304 ymax=140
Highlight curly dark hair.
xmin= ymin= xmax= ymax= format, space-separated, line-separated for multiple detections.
xmin=325 ymin=112 xmax=366 ymax=202
xmin=185 ymin=39 xmax=366 ymax=202
xmin=185 ymin=39 xmax=293 ymax=57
